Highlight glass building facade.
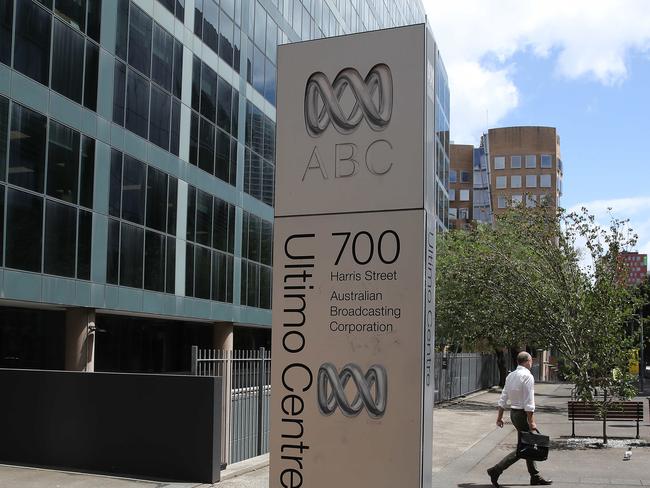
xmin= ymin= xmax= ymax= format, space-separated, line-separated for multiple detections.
xmin=0 ymin=0 xmax=447 ymax=371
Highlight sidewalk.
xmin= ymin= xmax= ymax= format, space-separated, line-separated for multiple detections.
xmin=2 ymin=383 xmax=649 ymax=487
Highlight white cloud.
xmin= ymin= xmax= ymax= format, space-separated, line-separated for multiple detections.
xmin=569 ymin=196 xmax=650 ymax=259
xmin=423 ymin=0 xmax=650 ymax=143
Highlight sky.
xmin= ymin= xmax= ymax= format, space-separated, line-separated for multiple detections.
xmin=422 ymin=0 xmax=650 ymax=257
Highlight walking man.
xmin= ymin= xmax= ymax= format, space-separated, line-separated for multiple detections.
xmin=487 ymin=351 xmax=552 ymax=487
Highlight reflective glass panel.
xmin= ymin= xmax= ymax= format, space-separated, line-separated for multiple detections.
xmin=195 ymin=189 xmax=212 ymax=246
xmin=14 ymin=0 xmax=52 ymax=85
xmin=0 ymin=0 xmax=13 ymax=65
xmin=83 ymin=40 xmax=99 ymax=111
xmin=55 ymin=0 xmax=86 ymax=31
xmin=149 ymin=86 xmax=171 ymax=151
xmin=77 ymin=209 xmax=91 ymax=280
xmin=144 ymin=230 xmax=165 ymax=292
xmin=79 ymin=136 xmax=94 ymax=208
xmin=120 ymin=222 xmax=144 ymax=288
xmin=121 ymin=155 xmax=146 ymax=224
xmin=146 ymin=165 xmax=167 ymax=232
xmin=152 ymin=24 xmax=173 ymax=92
xmin=44 ymin=200 xmax=77 ymax=277
xmin=194 ymin=245 xmax=211 ymax=299
xmin=47 ymin=120 xmax=80 ymax=204
xmin=6 ymin=188 xmax=43 ymax=272
xmin=128 ymin=5 xmax=152 ymax=77
xmin=9 ymin=104 xmax=47 ymax=192
xmin=106 ymin=218 xmax=120 ymax=284
xmin=125 ymin=69 xmax=150 ymax=139
xmin=198 ymin=118 xmax=215 ymax=174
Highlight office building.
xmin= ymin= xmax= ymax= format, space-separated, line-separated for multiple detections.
xmin=449 ymin=135 xmax=490 ymax=229
xmin=0 ymin=0 xmax=446 ymax=373
xmin=488 ymin=126 xmax=563 ymax=216
xmin=621 ymin=252 xmax=648 ymax=286
xmin=450 ymin=126 xmax=563 ymax=228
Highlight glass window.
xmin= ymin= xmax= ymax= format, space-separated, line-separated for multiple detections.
xmin=194 ymin=0 xmax=203 ymax=37
xmin=125 ymin=69 xmax=150 ymax=139
xmin=217 ymin=77 xmax=232 ymax=133
xmin=47 ymin=120 xmax=80 ymax=204
xmin=170 ymin=99 xmax=181 ymax=156
xmin=219 ymin=12 xmax=234 ymax=67
xmin=458 ymin=208 xmax=469 ymax=220
xmin=191 ymin=55 xmax=201 ymax=112
xmin=14 ymin=0 xmax=52 ymax=85
xmin=55 ymin=0 xmax=86 ymax=31
xmin=195 ymin=190 xmax=213 ymax=246
xmin=152 ymin=24 xmax=173 ymax=92
xmin=512 ymin=194 xmax=523 ymax=206
xmin=233 ymin=27 xmax=241 ymax=73
xmin=203 ymin=0 xmax=219 ymax=53
xmin=166 ymin=236 xmax=175 ymax=293
xmin=460 ymin=171 xmax=470 ymax=183
xmin=449 ymin=170 xmax=457 ymax=183
xmin=495 ymin=176 xmax=506 ymax=189
xmin=261 ymin=220 xmax=272 ymax=266
xmin=459 ymin=189 xmax=470 ymax=201
xmin=44 ymin=200 xmax=77 ymax=277
xmin=189 ymin=112 xmax=199 ymax=165
xmin=264 ymin=58 xmax=276 ymax=104
xmin=541 ymin=154 xmax=553 ymax=168
xmin=199 ymin=118 xmax=215 ymax=174
xmin=109 ymin=149 xmax=122 ymax=217
xmin=85 ymin=0 xmax=101 ymax=42
xmin=200 ymin=62 xmax=218 ymax=122
xmin=185 ymin=242 xmax=194 ymax=295
xmin=494 ymin=156 xmax=505 ymax=170
xmin=448 ymin=207 xmax=457 ymax=219
xmin=79 ymin=136 xmax=94 ymax=208
xmin=167 ymin=177 xmax=177 ymax=235
xmin=128 ymin=5 xmax=152 ymax=77
xmin=525 ymin=154 xmax=536 ymax=168
xmin=194 ymin=245 xmax=211 ymax=299
xmin=448 ymin=189 xmax=455 ymax=201
xmin=211 ymin=251 xmax=227 ymax=302
xmin=149 ymin=86 xmax=171 ymax=150
xmin=121 ymin=155 xmax=146 ymax=224
xmin=172 ymin=39 xmax=183 ymax=99
xmin=144 ymin=230 xmax=165 ymax=292
xmin=120 ymin=222 xmax=144 ymax=288
xmin=112 ymin=61 xmax=127 ymax=125
xmin=540 ymin=174 xmax=552 ymax=188
xmin=526 ymin=174 xmax=537 ymax=188
xmin=511 ymin=175 xmax=521 ymax=188
xmin=511 ymin=155 xmax=521 ymax=169
xmin=0 ymin=0 xmax=13 ymax=66
xmin=186 ymin=186 xmax=196 ymax=241
xmin=215 ymin=129 xmax=230 ymax=182
xmin=212 ymin=198 xmax=228 ymax=252
xmin=497 ymin=196 xmax=506 ymax=209
xmin=262 ymin=161 xmax=273 ymax=205
xmin=106 ymin=218 xmax=120 ymax=284
xmin=252 ymin=47 xmax=265 ymax=94
xmin=115 ymin=0 xmax=129 ymax=60
xmin=526 ymin=194 xmax=537 ymax=207
xmin=9 ymin=103 xmax=47 ymax=192
xmin=83 ymin=40 xmax=99 ymax=111
xmin=145 ymin=166 xmax=167 ymax=232
xmin=6 ymin=188 xmax=43 ymax=272
xmin=77 ymin=209 xmax=91 ymax=279
xmin=0 ymin=96 xmax=7 ymax=181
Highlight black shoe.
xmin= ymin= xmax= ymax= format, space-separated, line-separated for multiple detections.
xmin=487 ymin=467 xmax=501 ymax=487
xmin=531 ymin=476 xmax=553 ymax=485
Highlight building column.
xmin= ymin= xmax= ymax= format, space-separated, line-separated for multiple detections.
xmin=65 ymin=308 xmax=96 ymax=372
xmin=213 ymin=322 xmax=233 ymax=465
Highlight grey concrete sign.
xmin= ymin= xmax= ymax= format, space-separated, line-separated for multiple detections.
xmin=270 ymin=24 xmax=437 ymax=488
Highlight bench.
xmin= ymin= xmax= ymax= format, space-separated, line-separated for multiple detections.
xmin=568 ymin=401 xmax=643 ymax=442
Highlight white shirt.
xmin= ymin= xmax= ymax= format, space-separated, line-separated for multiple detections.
xmin=497 ymin=365 xmax=535 ymax=412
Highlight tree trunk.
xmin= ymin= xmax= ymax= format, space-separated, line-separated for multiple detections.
xmin=495 ymin=348 xmax=507 ymax=387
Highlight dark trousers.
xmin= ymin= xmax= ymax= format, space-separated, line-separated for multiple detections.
xmin=492 ymin=409 xmax=540 ymax=477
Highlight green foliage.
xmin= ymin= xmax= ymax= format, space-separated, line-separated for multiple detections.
xmin=436 ymin=205 xmax=643 ymax=403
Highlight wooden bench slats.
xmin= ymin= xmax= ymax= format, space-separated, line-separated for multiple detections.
xmin=567 ymin=400 xmax=643 ymax=440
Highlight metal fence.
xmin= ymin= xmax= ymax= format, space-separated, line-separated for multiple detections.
xmin=191 ymin=347 xmax=271 ymax=466
xmin=192 ymin=348 xmax=505 ymax=466
xmin=434 ymin=352 xmax=507 ymax=403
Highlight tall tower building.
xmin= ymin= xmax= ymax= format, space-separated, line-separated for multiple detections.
xmin=0 ymin=0 xmax=446 ymax=373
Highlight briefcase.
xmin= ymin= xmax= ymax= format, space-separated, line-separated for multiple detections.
xmin=517 ymin=430 xmax=550 ymax=461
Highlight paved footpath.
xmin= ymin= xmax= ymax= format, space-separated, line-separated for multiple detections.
xmin=2 ymin=383 xmax=649 ymax=487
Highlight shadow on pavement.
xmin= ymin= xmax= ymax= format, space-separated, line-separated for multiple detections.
xmin=457 ymin=484 xmax=529 ymax=487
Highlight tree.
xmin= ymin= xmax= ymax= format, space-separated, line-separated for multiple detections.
xmin=436 ymin=205 xmax=642 ymax=407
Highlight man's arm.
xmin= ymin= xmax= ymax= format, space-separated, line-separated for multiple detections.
xmin=523 ymin=375 xmax=536 ymax=430
xmin=496 ymin=407 xmax=505 ymax=428
xmin=496 ymin=383 xmax=509 ymax=428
